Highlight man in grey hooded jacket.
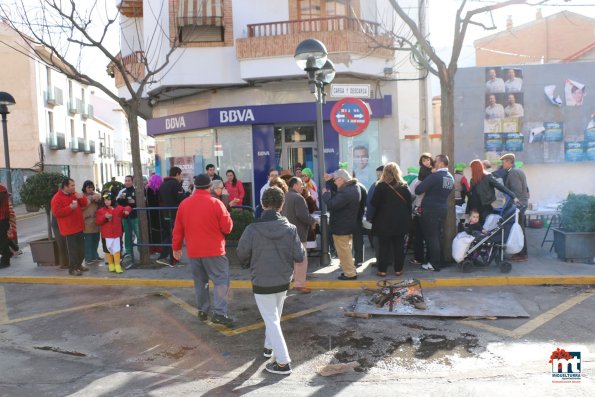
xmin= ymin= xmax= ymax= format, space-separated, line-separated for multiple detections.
xmin=237 ymin=186 xmax=305 ymax=375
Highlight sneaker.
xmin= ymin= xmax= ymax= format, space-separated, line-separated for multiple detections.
xmin=13 ymin=250 xmax=23 ymax=257
xmin=421 ymin=263 xmax=435 ymax=271
xmin=265 ymin=362 xmax=291 ymax=375
xmin=68 ymin=269 xmax=83 ymax=276
xmin=156 ymin=259 xmax=172 ymax=267
xmin=263 ymin=348 xmax=273 ymax=358
xmin=337 ymin=274 xmax=357 ymax=280
xmin=79 ymin=265 xmax=90 ymax=272
xmin=410 ymin=259 xmax=423 ymax=265
xmin=355 ymin=262 xmax=363 ymax=268
xmin=198 ymin=311 xmax=208 ymax=321
xmin=211 ymin=313 xmax=234 ymax=328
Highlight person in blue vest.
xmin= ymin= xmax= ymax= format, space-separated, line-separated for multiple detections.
xmin=414 ymin=154 xmax=454 ymax=272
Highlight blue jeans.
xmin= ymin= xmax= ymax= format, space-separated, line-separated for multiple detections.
xmin=190 ymin=256 xmax=230 ymax=316
xmin=83 ymin=232 xmax=101 ymax=262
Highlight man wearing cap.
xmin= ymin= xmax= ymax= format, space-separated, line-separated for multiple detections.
xmin=172 ymin=174 xmax=234 ymax=327
xmin=500 ymin=153 xmax=529 ymax=261
xmin=414 ymin=154 xmax=454 ymax=271
xmin=453 ymin=163 xmax=470 ymax=207
xmin=322 ymin=169 xmax=361 ymax=280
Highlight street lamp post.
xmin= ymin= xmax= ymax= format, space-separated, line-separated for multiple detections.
xmin=295 ymin=39 xmax=336 ymax=267
xmin=0 ymin=92 xmax=16 ymax=195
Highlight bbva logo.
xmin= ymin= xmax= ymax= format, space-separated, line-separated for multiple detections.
xmin=165 ymin=116 xmax=186 ymax=130
xmin=220 ymin=109 xmax=255 ymax=123
xmin=257 ymin=151 xmax=270 ymax=156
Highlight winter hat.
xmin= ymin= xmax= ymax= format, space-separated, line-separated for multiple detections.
xmin=454 ymin=162 xmax=466 ymax=172
xmin=194 ymin=174 xmax=211 ymax=189
xmin=301 ymin=168 xmax=313 ymax=178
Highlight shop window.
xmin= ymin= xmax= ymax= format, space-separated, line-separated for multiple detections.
xmin=178 ymin=0 xmax=223 ymax=43
xmin=284 ymin=126 xmax=315 ymax=143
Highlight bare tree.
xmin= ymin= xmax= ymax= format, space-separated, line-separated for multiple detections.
xmin=0 ymin=0 xmax=180 ymax=266
xmin=379 ymin=0 xmax=529 ymax=259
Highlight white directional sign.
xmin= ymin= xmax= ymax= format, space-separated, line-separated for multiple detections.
xmin=330 ymin=84 xmax=371 ymax=98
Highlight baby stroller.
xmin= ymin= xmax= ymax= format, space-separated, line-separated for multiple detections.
xmin=455 ymin=200 xmax=523 ymax=274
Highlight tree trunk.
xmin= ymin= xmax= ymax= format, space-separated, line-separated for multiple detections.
xmin=126 ymin=103 xmax=150 ymax=266
xmin=440 ymin=73 xmax=456 ymax=262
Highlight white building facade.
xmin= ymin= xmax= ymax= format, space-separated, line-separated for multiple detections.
xmin=115 ymin=0 xmax=432 ymax=206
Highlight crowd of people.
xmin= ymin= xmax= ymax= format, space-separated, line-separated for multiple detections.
xmin=0 ymin=151 xmax=530 ymax=375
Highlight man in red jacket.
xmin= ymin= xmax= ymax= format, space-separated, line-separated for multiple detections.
xmin=173 ymin=173 xmax=234 ymax=327
xmin=51 ymin=178 xmax=88 ymax=276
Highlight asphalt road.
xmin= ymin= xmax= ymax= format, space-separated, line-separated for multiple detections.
xmin=0 ymin=283 xmax=593 ymax=396
xmin=16 ymin=213 xmax=49 ymax=246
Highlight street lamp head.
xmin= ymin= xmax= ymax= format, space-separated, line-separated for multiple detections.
xmin=318 ymin=60 xmax=336 ymax=85
xmin=0 ymin=92 xmax=16 ymax=115
xmin=294 ymin=39 xmax=328 ymax=72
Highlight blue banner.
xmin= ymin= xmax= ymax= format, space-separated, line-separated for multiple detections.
xmin=252 ymin=125 xmax=275 ymax=208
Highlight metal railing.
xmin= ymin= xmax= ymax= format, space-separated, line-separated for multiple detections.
xmin=247 ymin=16 xmax=381 ymax=38
xmin=124 ymin=205 xmax=254 ymax=267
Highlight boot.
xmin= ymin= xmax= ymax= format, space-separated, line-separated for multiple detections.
xmin=114 ymin=252 xmax=123 ymax=273
xmin=106 ymin=253 xmax=115 ymax=272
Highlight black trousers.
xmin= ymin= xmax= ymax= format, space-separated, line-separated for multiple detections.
xmin=64 ymin=232 xmax=85 ymax=271
xmin=352 ymin=224 xmax=364 ymax=264
xmin=377 ymin=234 xmax=406 ymax=273
xmin=410 ymin=215 xmax=425 ymax=263
xmin=0 ymin=219 xmax=11 ymax=267
xmin=420 ymin=207 xmax=446 ymax=268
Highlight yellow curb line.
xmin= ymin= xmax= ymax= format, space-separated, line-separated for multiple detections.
xmin=0 ymin=275 xmax=594 ymax=289
xmin=16 ymin=212 xmax=44 ymax=222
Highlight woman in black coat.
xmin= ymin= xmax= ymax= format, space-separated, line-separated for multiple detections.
xmin=371 ymin=162 xmax=412 ymax=277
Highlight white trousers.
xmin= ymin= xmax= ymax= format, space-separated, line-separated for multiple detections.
xmin=254 ymin=291 xmax=290 ymax=364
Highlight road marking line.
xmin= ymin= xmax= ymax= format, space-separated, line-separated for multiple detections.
xmin=509 ymin=290 xmax=594 ymax=338
xmin=462 ymin=290 xmax=595 ymax=339
xmin=161 ymin=291 xmax=335 ymax=337
xmin=0 ymin=293 xmax=151 ymax=325
xmin=0 ymin=287 xmax=8 ymax=323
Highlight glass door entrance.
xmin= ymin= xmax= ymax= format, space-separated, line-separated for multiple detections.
xmin=275 ymin=125 xmax=317 ymax=175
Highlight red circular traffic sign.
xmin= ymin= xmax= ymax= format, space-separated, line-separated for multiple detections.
xmin=330 ymin=98 xmax=371 ymax=137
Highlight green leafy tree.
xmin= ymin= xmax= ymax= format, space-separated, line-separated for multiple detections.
xmin=19 ymin=172 xmax=65 ymax=239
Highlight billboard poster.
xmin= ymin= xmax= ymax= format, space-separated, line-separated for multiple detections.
xmin=485 ymin=133 xmax=504 ymax=152
xmin=544 ymin=122 xmax=564 ymax=142
xmin=168 ymin=156 xmax=195 ymax=191
xmin=505 ymin=133 xmax=524 ymax=152
xmin=565 ymin=142 xmax=585 ymax=162
xmin=585 ymin=141 xmax=595 ymax=161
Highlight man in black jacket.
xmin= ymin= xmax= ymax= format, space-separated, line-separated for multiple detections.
xmin=414 ymin=154 xmax=454 ymax=271
xmin=322 ymin=169 xmax=361 ymax=280
xmin=116 ymin=175 xmax=138 ymax=258
xmin=157 ymin=167 xmax=186 ymax=265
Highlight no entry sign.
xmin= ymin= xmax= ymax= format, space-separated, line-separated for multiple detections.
xmin=330 ymin=98 xmax=370 ymax=137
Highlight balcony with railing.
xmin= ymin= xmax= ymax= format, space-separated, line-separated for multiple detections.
xmin=44 ymin=86 xmax=64 ymax=107
xmin=70 ymin=138 xmax=84 ymax=152
xmin=67 ymin=99 xmax=79 ymax=114
xmin=84 ymin=140 xmax=95 ymax=154
xmin=236 ymin=16 xmax=393 ymax=60
xmin=112 ymin=51 xmax=146 ymax=89
xmin=48 ymin=132 xmax=66 ymax=150
xmin=82 ymin=104 xmax=94 ymax=119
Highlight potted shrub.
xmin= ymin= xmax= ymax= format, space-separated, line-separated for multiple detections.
xmin=553 ymin=193 xmax=595 ymax=263
xmin=19 ymin=172 xmax=65 ymax=266
xmin=225 ymin=207 xmax=254 ymax=267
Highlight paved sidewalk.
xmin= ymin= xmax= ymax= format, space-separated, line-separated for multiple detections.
xmin=0 ymin=227 xmax=593 ymax=289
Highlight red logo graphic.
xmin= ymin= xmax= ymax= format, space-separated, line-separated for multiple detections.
xmin=549 ymin=348 xmax=573 ymax=372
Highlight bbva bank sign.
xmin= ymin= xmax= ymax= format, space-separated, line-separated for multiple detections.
xmin=219 ymin=108 xmax=255 ymax=123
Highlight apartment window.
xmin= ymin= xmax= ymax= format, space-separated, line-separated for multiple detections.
xmin=70 ymin=119 xmax=75 ymax=143
xmin=298 ymin=0 xmax=350 ymax=18
xmin=177 ymin=0 xmax=223 ymax=43
xmin=48 ymin=111 xmax=54 ymax=134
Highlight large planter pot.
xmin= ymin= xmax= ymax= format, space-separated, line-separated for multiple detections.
xmin=553 ymin=228 xmax=595 ymax=263
xmin=25 ymin=203 xmax=40 ymax=213
xmin=30 ymin=238 xmax=58 ymax=266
